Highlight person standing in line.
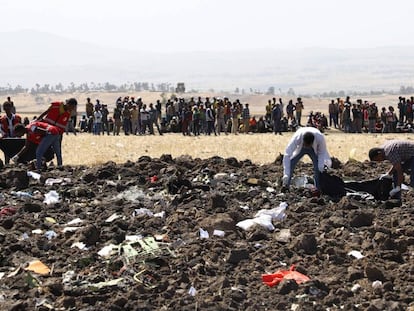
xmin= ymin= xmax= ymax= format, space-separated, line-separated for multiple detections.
xmin=215 ymin=101 xmax=227 ymax=135
xmin=231 ymin=102 xmax=239 ymax=135
xmin=122 ymin=103 xmax=131 ymax=135
xmin=149 ymin=103 xmax=163 ymax=135
xmin=205 ymin=104 xmax=216 ymax=136
xmin=272 ymin=103 xmax=283 ymax=135
xmin=85 ymin=97 xmax=94 ymax=133
xmin=93 ymin=106 xmax=102 ymax=135
xmin=367 ymin=102 xmax=378 ymax=133
xmin=286 ymin=99 xmax=295 ymax=121
xmin=295 ymin=97 xmax=304 ymax=126
xmin=113 ymin=104 xmax=122 ymax=136
xmin=101 ymin=104 xmax=110 ymax=135
xmin=328 ymin=99 xmax=338 ymax=128
xmin=242 ymin=103 xmax=250 ymax=133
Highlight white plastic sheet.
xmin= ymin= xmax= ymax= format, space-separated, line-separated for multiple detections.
xmin=236 ymin=202 xmax=287 ymax=231
xmin=43 ymin=190 xmax=60 ymax=205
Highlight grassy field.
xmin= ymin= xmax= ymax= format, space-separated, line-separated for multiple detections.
xmin=58 ymin=131 xmax=414 ymax=167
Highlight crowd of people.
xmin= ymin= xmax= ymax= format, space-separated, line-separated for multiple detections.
xmin=327 ymin=96 xmax=414 ymax=133
xmin=72 ymin=95 xmax=414 ymax=136
xmin=75 ymin=96 xmax=306 ymax=136
xmin=3 ymin=94 xmax=414 ymax=139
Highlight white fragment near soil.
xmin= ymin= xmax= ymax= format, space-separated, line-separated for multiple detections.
xmin=62 ymin=270 xmax=75 ymax=283
xmin=213 ymin=173 xmax=228 ymax=180
xmin=213 ymin=229 xmax=225 ymax=237
xmin=27 ymin=171 xmax=41 ymax=180
xmin=199 ymin=228 xmax=209 ymax=239
xmin=98 ymin=244 xmax=117 ymax=258
xmin=237 ymin=202 xmax=287 ymax=231
xmin=66 ymin=218 xmax=83 ymax=226
xmin=62 ymin=226 xmax=80 ymax=233
xmin=125 ymin=235 xmax=143 ymax=242
xmin=351 ymin=284 xmax=361 ymax=292
xmin=188 ymin=286 xmax=197 ymax=296
xmin=133 ymin=208 xmax=153 ymax=217
xmin=71 ymin=242 xmax=87 ymax=250
xmin=154 ymin=211 xmax=165 ymax=218
xmin=372 ymin=280 xmax=383 ymax=289
xmin=276 ymin=229 xmax=291 ymax=243
xmin=43 ymin=190 xmax=60 ymax=205
xmin=347 ymin=250 xmax=365 ymax=259
xmin=105 ymin=213 xmax=121 ymax=223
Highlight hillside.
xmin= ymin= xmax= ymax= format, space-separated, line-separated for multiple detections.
xmin=1 ymin=30 xmax=414 ymax=93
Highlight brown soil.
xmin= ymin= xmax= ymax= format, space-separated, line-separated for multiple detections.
xmin=0 ymin=156 xmax=413 ymax=310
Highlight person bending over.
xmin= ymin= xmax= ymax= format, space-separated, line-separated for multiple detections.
xmin=369 ymin=140 xmax=414 ymax=200
xmin=282 ymin=127 xmax=332 ymax=191
xmin=13 ymin=122 xmax=60 ymax=171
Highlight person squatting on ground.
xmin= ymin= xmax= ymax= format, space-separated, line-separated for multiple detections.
xmin=369 ymin=140 xmax=414 ymax=201
xmin=282 ymin=127 xmax=332 ymax=191
xmin=36 ymin=98 xmax=78 ymax=168
xmin=12 ymin=122 xmax=61 ymax=171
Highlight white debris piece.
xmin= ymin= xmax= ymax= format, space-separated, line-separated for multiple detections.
xmin=199 ymin=228 xmax=209 ymax=239
xmin=43 ymin=191 xmax=60 ymax=205
xmin=347 ymin=250 xmax=365 ymax=259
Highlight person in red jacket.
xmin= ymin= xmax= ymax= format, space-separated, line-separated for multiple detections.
xmin=13 ymin=121 xmax=60 ymax=171
xmin=37 ymin=98 xmax=78 ymax=134
xmin=0 ymin=101 xmax=22 ymax=163
xmin=35 ymin=98 xmax=77 ymax=169
xmin=0 ymin=101 xmax=22 ymax=137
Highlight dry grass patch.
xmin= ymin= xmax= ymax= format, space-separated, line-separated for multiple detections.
xmin=60 ymin=131 xmax=414 ymax=166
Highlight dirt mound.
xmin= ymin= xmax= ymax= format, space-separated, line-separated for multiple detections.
xmin=0 ymin=156 xmax=413 ymax=310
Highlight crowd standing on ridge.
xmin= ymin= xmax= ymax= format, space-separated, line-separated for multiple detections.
xmin=326 ymin=96 xmax=414 ymax=134
xmin=76 ymin=96 xmax=307 ymax=136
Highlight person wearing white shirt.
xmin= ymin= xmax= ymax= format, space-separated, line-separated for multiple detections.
xmin=93 ymin=108 xmax=103 ymax=135
xmin=282 ymin=127 xmax=332 ymax=190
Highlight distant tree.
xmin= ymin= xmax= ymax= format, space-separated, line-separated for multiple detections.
xmin=266 ymin=86 xmax=275 ymax=95
xmin=287 ymin=88 xmax=295 ymax=96
xmin=234 ymin=87 xmax=240 ymax=94
xmin=176 ymin=83 xmax=185 ymax=93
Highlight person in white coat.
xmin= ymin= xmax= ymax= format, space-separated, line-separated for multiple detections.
xmin=282 ymin=127 xmax=332 ymax=191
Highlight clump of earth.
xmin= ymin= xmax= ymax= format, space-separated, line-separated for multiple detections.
xmin=0 ymin=155 xmax=413 ymax=310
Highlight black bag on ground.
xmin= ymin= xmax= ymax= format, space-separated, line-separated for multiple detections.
xmin=319 ymin=171 xmax=346 ymax=197
xmin=345 ymin=177 xmax=393 ymax=201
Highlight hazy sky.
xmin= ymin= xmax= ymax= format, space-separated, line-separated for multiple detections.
xmin=1 ymin=0 xmax=414 ymax=52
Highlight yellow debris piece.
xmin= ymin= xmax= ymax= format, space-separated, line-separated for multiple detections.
xmin=25 ymin=260 xmax=51 ymax=275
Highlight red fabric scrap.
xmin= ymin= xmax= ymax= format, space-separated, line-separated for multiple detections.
xmin=262 ymin=265 xmax=310 ymax=287
xmin=0 ymin=207 xmax=17 ymax=219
